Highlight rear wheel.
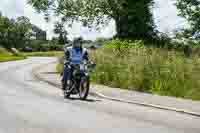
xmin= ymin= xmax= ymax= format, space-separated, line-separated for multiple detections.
xmin=79 ymin=76 xmax=90 ymax=100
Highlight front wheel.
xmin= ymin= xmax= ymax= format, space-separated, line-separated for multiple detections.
xmin=63 ymin=80 xmax=73 ymax=99
xmin=79 ymin=76 xmax=90 ymax=100
xmin=63 ymin=90 xmax=71 ymax=99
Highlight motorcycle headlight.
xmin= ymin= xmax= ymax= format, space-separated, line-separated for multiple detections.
xmin=85 ymin=65 xmax=88 ymax=70
xmin=80 ymin=64 xmax=85 ymax=71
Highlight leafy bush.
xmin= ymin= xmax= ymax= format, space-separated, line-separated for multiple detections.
xmin=104 ymin=39 xmax=144 ymax=56
xmin=36 ymin=44 xmax=63 ymax=52
xmin=105 ymin=39 xmax=144 ymax=49
xmin=25 ymin=40 xmax=63 ymax=52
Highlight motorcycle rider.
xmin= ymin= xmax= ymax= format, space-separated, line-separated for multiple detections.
xmin=61 ymin=37 xmax=89 ymax=91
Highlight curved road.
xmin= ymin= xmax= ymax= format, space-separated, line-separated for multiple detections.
xmin=0 ymin=57 xmax=199 ymax=133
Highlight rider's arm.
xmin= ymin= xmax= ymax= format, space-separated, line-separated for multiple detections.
xmin=83 ymin=49 xmax=89 ymax=62
xmin=64 ymin=49 xmax=70 ymax=64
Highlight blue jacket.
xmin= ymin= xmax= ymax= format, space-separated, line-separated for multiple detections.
xmin=64 ymin=47 xmax=89 ymax=65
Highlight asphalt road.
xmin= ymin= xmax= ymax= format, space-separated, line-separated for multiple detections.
xmin=0 ymin=57 xmax=200 ymax=133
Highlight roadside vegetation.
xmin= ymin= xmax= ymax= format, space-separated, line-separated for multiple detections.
xmin=90 ymin=40 xmax=200 ymax=101
xmin=1 ymin=0 xmax=199 ymax=100
xmin=0 ymin=47 xmax=26 ymax=62
xmin=56 ymin=39 xmax=200 ymax=101
xmin=28 ymin=0 xmax=200 ymax=101
xmin=0 ymin=56 xmax=25 ymax=62
xmin=0 ymin=12 xmax=65 ymax=61
xmin=22 ymin=51 xmax=63 ymax=57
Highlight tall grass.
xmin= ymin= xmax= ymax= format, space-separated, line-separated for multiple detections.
xmin=90 ymin=41 xmax=200 ymax=101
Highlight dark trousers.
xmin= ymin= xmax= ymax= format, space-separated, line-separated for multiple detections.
xmin=62 ymin=65 xmax=73 ymax=86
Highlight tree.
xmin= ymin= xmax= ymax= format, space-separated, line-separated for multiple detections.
xmin=0 ymin=15 xmax=33 ymax=49
xmin=51 ymin=37 xmax=59 ymax=44
xmin=0 ymin=15 xmax=15 ymax=48
xmin=54 ymin=22 xmax=68 ymax=44
xmin=28 ymin=0 xmax=155 ymax=39
xmin=176 ymin=0 xmax=200 ymax=39
xmin=14 ymin=16 xmax=32 ymax=48
xmin=32 ymin=25 xmax=47 ymax=40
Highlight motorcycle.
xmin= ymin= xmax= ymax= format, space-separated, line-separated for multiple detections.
xmin=62 ymin=61 xmax=96 ymax=100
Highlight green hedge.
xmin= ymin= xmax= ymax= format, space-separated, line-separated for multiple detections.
xmin=28 ymin=43 xmax=63 ymax=52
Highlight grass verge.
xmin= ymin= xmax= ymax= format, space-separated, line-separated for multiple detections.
xmin=0 ymin=47 xmax=26 ymax=62
xmin=22 ymin=51 xmax=64 ymax=57
xmin=0 ymin=54 xmax=26 ymax=62
xmin=56 ymin=63 xmax=63 ymax=74
xmin=90 ymin=47 xmax=200 ymax=101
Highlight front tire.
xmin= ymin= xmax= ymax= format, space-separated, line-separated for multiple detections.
xmin=63 ymin=91 xmax=71 ymax=99
xmin=79 ymin=76 xmax=90 ymax=100
xmin=63 ymin=80 xmax=73 ymax=99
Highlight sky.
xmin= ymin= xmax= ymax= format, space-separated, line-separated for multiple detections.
xmin=0 ymin=0 xmax=187 ymax=40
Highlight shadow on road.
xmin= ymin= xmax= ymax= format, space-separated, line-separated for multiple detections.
xmin=65 ymin=97 xmax=102 ymax=103
xmin=41 ymin=72 xmax=59 ymax=74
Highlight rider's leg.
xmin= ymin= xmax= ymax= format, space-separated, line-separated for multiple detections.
xmin=62 ymin=65 xmax=72 ymax=90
